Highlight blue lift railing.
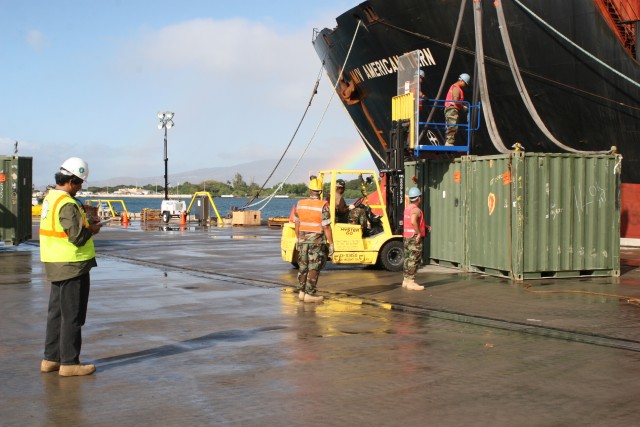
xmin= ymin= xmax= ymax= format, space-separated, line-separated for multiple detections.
xmin=414 ymin=99 xmax=482 ymax=156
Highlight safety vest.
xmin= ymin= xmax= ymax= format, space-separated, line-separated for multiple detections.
xmin=296 ymin=198 xmax=328 ymax=233
xmin=403 ymin=204 xmax=426 ymax=238
xmin=40 ymin=189 xmax=95 ymax=262
xmin=444 ymin=84 xmax=464 ymax=110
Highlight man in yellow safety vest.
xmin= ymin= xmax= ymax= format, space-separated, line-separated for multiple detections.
xmin=39 ymin=157 xmax=103 ymax=377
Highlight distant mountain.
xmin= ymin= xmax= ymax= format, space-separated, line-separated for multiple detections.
xmin=89 ymin=158 xmax=333 ymax=188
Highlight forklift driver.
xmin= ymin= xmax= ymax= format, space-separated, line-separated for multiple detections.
xmin=333 ymin=179 xmax=351 ymax=223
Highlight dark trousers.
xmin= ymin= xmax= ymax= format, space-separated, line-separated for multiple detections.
xmin=44 ymin=273 xmax=91 ymax=365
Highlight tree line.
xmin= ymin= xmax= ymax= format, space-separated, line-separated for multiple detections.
xmin=87 ymin=173 xmax=371 ymax=199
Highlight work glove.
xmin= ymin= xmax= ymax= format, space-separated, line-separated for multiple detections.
xmin=348 ymin=204 xmax=355 ymax=210
xmin=328 ymin=243 xmax=335 ymax=257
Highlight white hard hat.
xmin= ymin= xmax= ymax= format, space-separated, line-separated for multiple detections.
xmin=408 ymin=187 xmax=422 ymax=199
xmin=60 ymin=157 xmax=89 ymax=181
xmin=459 ymin=73 xmax=471 ymax=85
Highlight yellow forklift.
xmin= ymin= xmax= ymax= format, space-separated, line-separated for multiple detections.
xmin=280 ymin=169 xmax=404 ymax=271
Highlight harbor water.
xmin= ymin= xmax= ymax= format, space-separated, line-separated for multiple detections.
xmin=77 ymin=196 xmax=298 ymax=218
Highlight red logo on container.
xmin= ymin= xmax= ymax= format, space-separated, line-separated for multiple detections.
xmin=488 ymin=193 xmax=496 ymax=215
xmin=0 ymin=174 xmax=5 ymax=182
xmin=454 ymin=171 xmax=461 ymax=183
xmin=503 ymin=171 xmax=511 ymax=185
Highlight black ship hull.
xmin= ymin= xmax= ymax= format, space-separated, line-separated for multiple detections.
xmin=313 ymin=0 xmax=640 ymax=236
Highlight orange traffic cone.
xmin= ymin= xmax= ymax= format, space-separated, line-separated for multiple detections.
xmin=122 ymin=211 xmax=129 ymax=226
xmin=180 ymin=211 xmax=187 ymax=225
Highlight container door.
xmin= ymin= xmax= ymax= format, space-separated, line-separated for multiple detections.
xmin=0 ymin=157 xmax=32 ymax=245
xmin=466 ymin=155 xmax=513 ymax=276
xmin=426 ymin=158 xmax=465 ymax=268
xmin=521 ymin=153 xmax=620 ymax=277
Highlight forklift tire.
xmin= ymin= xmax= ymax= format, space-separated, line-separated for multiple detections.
xmin=162 ymin=211 xmax=171 ymax=223
xmin=378 ymin=240 xmax=404 ymax=272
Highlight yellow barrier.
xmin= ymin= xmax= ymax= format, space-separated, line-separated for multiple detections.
xmin=392 ymin=93 xmax=415 ymax=149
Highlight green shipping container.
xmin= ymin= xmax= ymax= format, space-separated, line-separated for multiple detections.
xmin=423 ymin=153 xmax=621 ymax=280
xmin=0 ymin=156 xmax=33 ymax=246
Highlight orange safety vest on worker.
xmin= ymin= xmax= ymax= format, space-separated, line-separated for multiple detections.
xmin=40 ymin=189 xmax=95 ymax=262
xmin=444 ymin=84 xmax=465 ymax=110
xmin=403 ymin=204 xmax=426 ymax=238
xmin=296 ymin=199 xmax=328 ymax=233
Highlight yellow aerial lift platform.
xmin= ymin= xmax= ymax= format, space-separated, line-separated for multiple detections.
xmin=281 ymin=169 xmax=404 ymax=271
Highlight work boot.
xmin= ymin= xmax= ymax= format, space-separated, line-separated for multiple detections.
xmin=298 ymin=290 xmax=305 ymax=301
xmin=59 ymin=364 xmax=96 ymax=377
xmin=40 ymin=359 xmax=61 ymax=373
xmin=405 ymin=279 xmax=425 ymax=291
xmin=303 ymin=293 xmax=324 ymax=303
xmin=402 ymin=278 xmax=410 ymax=288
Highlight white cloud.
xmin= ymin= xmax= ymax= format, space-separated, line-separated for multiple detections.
xmin=26 ymin=30 xmax=48 ymax=51
xmin=6 ymin=14 xmax=372 ymax=188
xmin=122 ymin=18 xmax=312 ymax=78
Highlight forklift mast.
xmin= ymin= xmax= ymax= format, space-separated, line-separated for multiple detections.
xmin=382 ymin=119 xmax=407 ymax=235
xmin=381 ymin=49 xmax=424 ymax=235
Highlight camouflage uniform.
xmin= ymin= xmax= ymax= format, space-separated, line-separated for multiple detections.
xmin=403 ymin=235 xmax=422 ymax=280
xmin=295 ymin=197 xmax=331 ymax=296
xmin=348 ymin=206 xmax=366 ymax=227
xmin=444 ymin=107 xmax=459 ymax=146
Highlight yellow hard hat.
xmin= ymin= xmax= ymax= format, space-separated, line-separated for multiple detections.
xmin=309 ymin=177 xmax=323 ymax=192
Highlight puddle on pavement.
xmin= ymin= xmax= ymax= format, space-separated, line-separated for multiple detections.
xmin=279 ymin=289 xmax=397 ymax=337
xmin=346 ymin=284 xmax=400 ymax=295
xmin=210 ymin=235 xmax=263 ymax=239
xmin=157 ymin=226 xmax=198 ymax=232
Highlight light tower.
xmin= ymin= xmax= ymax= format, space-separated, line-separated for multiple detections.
xmin=157 ymin=111 xmax=174 ymax=200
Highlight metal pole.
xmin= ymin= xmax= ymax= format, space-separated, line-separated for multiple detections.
xmin=163 ymin=126 xmax=169 ymax=200
xmin=636 ymin=21 xmax=639 ymax=61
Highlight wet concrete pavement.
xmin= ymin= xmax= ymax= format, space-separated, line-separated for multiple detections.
xmin=1 ymin=221 xmax=640 ymax=426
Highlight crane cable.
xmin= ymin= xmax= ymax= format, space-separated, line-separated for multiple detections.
xmin=417 ymin=0 xmax=467 ymax=152
xmin=244 ymin=19 xmax=364 ymax=211
xmin=495 ymin=1 xmax=612 ymax=154
xmin=242 ymin=62 xmax=326 ymax=209
xmin=422 ymin=0 xmax=467 ymax=141
xmin=513 ymin=0 xmax=640 ymax=90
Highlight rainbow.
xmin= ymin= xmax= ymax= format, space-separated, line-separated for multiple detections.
xmin=326 ymin=142 xmax=377 ymax=171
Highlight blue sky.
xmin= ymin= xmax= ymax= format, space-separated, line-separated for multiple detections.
xmin=0 ymin=0 xmax=374 ymax=187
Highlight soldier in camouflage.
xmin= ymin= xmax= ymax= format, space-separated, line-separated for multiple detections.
xmin=294 ymin=177 xmax=334 ymax=303
xmin=444 ymin=73 xmax=471 ymax=146
xmin=402 ymin=187 xmax=431 ymax=290
xmin=348 ymin=205 xmax=366 ymax=227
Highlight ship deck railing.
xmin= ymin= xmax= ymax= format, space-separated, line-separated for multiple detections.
xmin=414 ymin=99 xmax=482 ymax=155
